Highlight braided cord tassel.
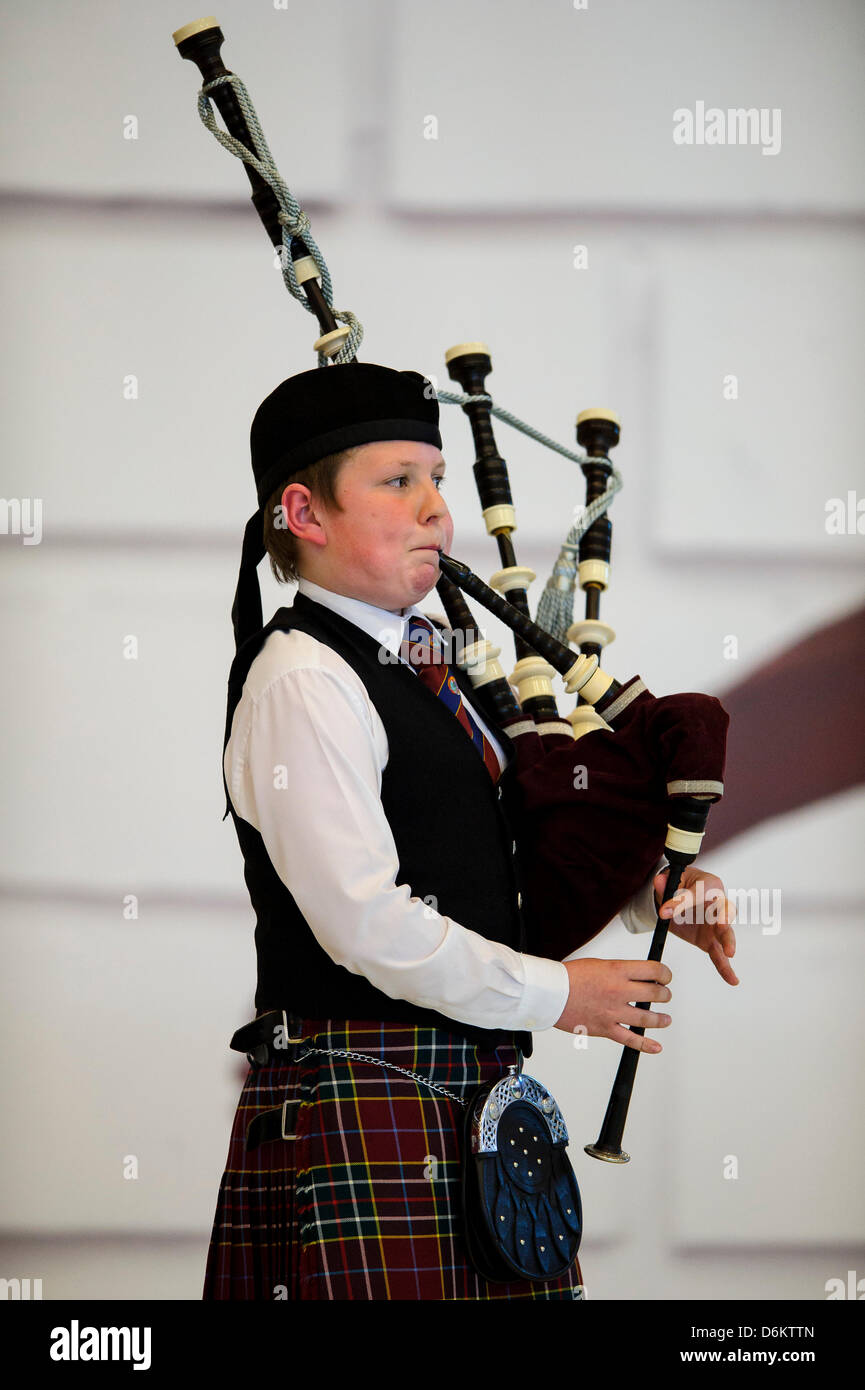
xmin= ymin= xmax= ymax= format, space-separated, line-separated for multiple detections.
xmin=437 ymin=390 xmax=622 ymax=641
xmin=196 ymin=73 xmax=363 ymax=365
xmin=535 ymin=461 xmax=622 ymax=641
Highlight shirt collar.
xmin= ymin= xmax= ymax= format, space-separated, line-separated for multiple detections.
xmin=296 ymin=576 xmax=442 ymax=660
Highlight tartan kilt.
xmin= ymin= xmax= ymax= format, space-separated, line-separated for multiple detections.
xmin=203 ymin=1019 xmax=585 ymax=1301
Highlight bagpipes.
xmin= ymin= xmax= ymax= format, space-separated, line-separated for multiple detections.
xmin=171 ymin=17 xmax=729 ymax=1199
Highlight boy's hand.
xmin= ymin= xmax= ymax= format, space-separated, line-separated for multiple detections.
xmin=554 ymin=957 xmax=673 ymax=1053
xmin=653 ymin=866 xmax=739 ymax=986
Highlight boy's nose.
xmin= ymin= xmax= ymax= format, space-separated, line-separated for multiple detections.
xmin=420 ymin=479 xmax=448 ymax=517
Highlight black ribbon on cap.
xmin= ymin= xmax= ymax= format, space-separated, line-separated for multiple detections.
xmin=232 ymin=508 xmax=267 ymax=656
xmin=222 ymin=508 xmax=267 ymax=821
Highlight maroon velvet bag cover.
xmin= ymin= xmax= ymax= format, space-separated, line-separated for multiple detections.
xmin=507 ymin=686 xmax=729 ymax=960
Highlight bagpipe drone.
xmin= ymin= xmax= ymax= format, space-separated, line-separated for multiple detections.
xmin=171 ymin=16 xmax=729 ymax=1186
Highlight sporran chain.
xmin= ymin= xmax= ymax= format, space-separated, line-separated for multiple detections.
xmin=294 ymin=1044 xmax=472 ymax=1107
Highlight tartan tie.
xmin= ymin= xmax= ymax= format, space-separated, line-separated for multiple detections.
xmin=401 ymin=615 xmax=501 ymax=782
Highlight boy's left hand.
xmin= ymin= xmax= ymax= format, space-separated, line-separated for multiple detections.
xmin=652 ymin=867 xmax=739 ymax=986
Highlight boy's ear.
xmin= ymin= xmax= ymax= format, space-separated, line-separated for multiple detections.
xmin=281 ymin=483 xmax=329 ymax=547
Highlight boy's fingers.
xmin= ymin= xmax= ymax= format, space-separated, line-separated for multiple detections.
xmin=623 ymin=1006 xmax=671 ymax=1029
xmin=660 ymin=894 xmax=688 ymax=919
xmin=625 ymin=960 xmax=673 ymax=984
xmin=710 ymin=937 xmax=740 ymax=984
xmin=611 ymin=1025 xmax=662 ymax=1054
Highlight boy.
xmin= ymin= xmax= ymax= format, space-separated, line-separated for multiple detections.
xmin=204 ymin=362 xmax=737 ymax=1301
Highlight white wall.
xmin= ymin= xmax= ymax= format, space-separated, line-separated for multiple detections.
xmin=1 ymin=0 xmax=863 ymax=1301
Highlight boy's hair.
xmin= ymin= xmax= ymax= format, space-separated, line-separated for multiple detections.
xmin=262 ymin=446 xmax=359 ymax=583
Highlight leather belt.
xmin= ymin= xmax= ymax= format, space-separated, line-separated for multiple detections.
xmin=230 ymin=1011 xmax=309 ymax=1152
xmin=230 ymin=1009 xmax=309 ymax=1067
xmin=244 ymin=1095 xmax=303 ymax=1152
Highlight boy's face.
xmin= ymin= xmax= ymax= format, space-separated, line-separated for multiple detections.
xmin=283 ymin=439 xmax=453 ymax=613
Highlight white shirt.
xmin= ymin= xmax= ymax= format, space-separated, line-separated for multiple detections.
xmin=223 ymin=576 xmax=659 ymax=1034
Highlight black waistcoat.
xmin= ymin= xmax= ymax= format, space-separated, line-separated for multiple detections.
xmin=222 ymin=590 xmax=534 ymax=1057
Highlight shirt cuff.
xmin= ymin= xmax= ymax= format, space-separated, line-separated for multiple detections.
xmin=514 ymin=954 xmax=571 ymax=1031
xmin=619 ymin=861 xmax=665 ymax=933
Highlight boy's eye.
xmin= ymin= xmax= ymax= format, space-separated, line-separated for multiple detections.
xmin=384 ymin=474 xmax=447 ymax=488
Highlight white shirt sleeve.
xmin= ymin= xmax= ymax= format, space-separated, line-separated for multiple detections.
xmin=225 ymin=653 xmax=570 ymax=1033
xmin=618 ymin=859 xmax=665 ymax=933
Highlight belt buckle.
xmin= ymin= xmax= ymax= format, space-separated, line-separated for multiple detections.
xmin=266 ymin=1010 xmax=306 ymax=1065
xmin=244 ymin=1011 xmax=307 ymax=1068
xmin=282 ymin=1010 xmax=305 ymax=1045
xmin=281 ymin=1099 xmax=296 ymax=1141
